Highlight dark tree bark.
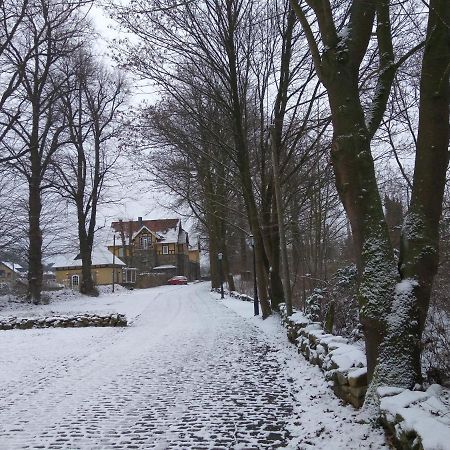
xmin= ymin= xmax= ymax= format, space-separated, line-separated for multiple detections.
xmin=291 ymin=0 xmax=450 ymax=401
xmin=374 ymin=0 xmax=450 ymax=389
xmin=290 ymin=0 xmax=399 ymax=377
xmin=28 ymin=170 xmax=43 ymax=302
xmin=290 ymin=0 xmax=436 ymax=387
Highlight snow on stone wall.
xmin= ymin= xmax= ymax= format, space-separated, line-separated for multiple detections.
xmin=378 ymin=385 xmax=450 ymax=450
xmin=218 ymin=288 xmax=368 ymax=407
xmin=217 ymin=287 xmax=450 ymax=446
xmin=0 ymin=313 xmax=127 ymax=330
xmin=278 ymin=303 xmax=368 ymax=408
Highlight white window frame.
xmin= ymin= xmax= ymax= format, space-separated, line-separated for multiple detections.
xmin=71 ymin=275 xmax=80 ymax=288
xmin=123 ymin=268 xmax=137 ymax=284
xmin=139 ymin=235 xmax=149 ymax=249
xmin=162 ymin=245 xmax=169 ymax=255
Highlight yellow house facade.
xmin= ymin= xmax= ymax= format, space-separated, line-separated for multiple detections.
xmin=52 ymin=248 xmax=125 ymax=289
xmin=108 ymin=218 xmax=200 ymax=280
xmin=0 ymin=261 xmax=26 ymax=285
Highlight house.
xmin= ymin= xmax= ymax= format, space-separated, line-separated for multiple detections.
xmin=109 ymin=217 xmax=200 ymax=281
xmin=0 ymin=261 xmax=27 ymax=285
xmin=52 ymin=248 xmax=126 ymax=289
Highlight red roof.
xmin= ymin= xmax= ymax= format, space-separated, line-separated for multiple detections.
xmin=111 ymin=218 xmax=180 ymax=235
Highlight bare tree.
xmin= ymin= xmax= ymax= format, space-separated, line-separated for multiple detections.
xmin=0 ymin=0 xmax=30 ymax=161
xmin=374 ymin=0 xmax=450 ymax=396
xmin=3 ymin=0 xmax=92 ymax=303
xmin=0 ymin=171 xmax=26 ymax=251
xmin=111 ymin=0 xmax=275 ymax=315
xmin=51 ymin=51 xmax=127 ymax=296
xmin=112 ymin=0 xmax=329 ymax=317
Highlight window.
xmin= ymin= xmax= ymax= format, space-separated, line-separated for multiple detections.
xmin=71 ymin=275 xmax=80 ymax=288
xmin=123 ymin=268 xmax=137 ymax=283
xmin=162 ymin=245 xmax=169 ymax=255
xmin=139 ymin=235 xmax=149 ymax=249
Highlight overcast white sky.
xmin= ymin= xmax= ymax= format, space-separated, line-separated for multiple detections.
xmin=87 ymin=5 xmax=194 ymax=242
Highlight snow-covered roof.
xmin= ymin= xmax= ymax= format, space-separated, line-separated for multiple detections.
xmin=160 ymin=226 xmax=180 ymax=244
xmin=52 ymin=248 xmax=126 ymax=269
xmin=153 ymin=265 xmax=177 ymax=270
xmin=110 ymin=218 xmax=187 ymax=245
xmin=0 ymin=261 xmax=25 ymax=273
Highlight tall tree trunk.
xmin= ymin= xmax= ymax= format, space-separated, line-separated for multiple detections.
xmin=78 ymin=221 xmax=97 ymax=297
xmin=290 ymin=0 xmax=402 ymax=384
xmin=260 ymin=179 xmax=285 ymax=312
xmin=221 ymin=245 xmax=235 ymax=292
xmin=268 ymin=203 xmax=285 ymax=311
xmin=224 ymin=0 xmax=271 ymax=318
xmin=374 ymin=0 xmax=450 ymax=390
xmin=244 ymin=189 xmax=271 ymax=317
xmin=27 ymin=173 xmax=43 ymax=304
xmin=327 ymin=73 xmax=398 ymax=380
xmin=270 ymin=127 xmax=292 ymax=314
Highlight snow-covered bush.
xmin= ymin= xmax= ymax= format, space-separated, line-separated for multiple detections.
xmin=422 ymin=298 xmax=450 ymax=386
xmin=328 ymin=264 xmax=360 ymax=339
xmin=303 ymin=265 xmax=360 ymax=339
xmin=305 ymin=288 xmax=324 ymax=322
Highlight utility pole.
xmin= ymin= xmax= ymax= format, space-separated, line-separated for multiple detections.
xmin=270 ymin=125 xmax=293 ymax=316
xmin=112 ymin=234 xmax=116 ymax=293
xmin=218 ymin=252 xmax=224 ymax=299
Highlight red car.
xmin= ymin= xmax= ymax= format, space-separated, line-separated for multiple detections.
xmin=167 ymin=276 xmax=188 ymax=285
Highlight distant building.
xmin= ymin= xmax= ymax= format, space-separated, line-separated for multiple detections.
xmin=52 ymin=248 xmax=126 ymax=289
xmin=109 ymin=218 xmax=200 ymax=281
xmin=0 ymin=261 xmax=27 ymax=285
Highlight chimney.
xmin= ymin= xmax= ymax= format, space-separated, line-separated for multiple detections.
xmin=138 ymin=216 xmax=143 ymax=227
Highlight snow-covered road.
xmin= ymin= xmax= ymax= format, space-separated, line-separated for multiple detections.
xmin=0 ymin=283 xmax=386 ymax=449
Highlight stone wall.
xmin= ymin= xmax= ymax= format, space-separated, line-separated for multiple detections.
xmin=218 ymin=289 xmax=368 ymax=408
xmin=280 ymin=304 xmax=368 ymax=408
xmin=0 ymin=313 xmax=127 ymax=330
xmin=217 ymin=287 xmax=450 ymax=447
xmin=378 ymin=385 xmax=450 ymax=450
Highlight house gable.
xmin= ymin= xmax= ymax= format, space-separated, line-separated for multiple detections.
xmin=132 ymin=226 xmax=158 ymax=248
xmin=111 ymin=218 xmax=181 ymax=239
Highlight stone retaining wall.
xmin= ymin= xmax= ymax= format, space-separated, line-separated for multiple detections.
xmin=378 ymin=385 xmax=450 ymax=450
xmin=217 ymin=287 xmax=450 ymax=448
xmin=0 ymin=313 xmax=127 ymax=330
xmin=216 ymin=288 xmax=368 ymax=408
xmin=278 ymin=304 xmax=368 ymax=408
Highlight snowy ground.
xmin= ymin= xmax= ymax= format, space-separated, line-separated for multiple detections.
xmin=0 ymin=283 xmax=387 ymax=449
